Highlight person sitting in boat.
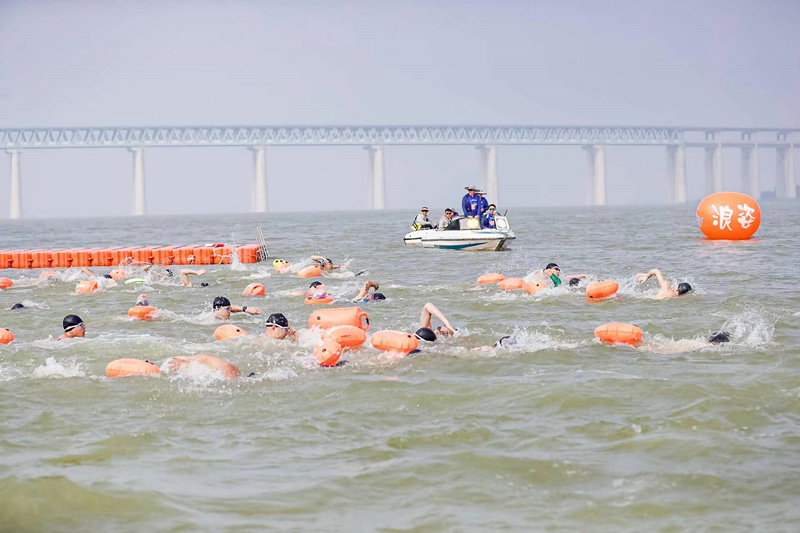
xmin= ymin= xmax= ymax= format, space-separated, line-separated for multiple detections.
xmin=437 ymin=208 xmax=456 ymax=230
xmin=482 ymin=204 xmax=497 ymax=229
xmin=461 ymin=186 xmax=481 ymax=219
xmin=411 ymin=207 xmax=433 ymax=230
xmin=310 ymin=256 xmax=341 ymax=271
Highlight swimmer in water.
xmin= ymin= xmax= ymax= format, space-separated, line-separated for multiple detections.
xmin=213 ymin=296 xmax=262 ymax=320
xmin=352 ymin=280 xmax=386 ymax=302
xmin=179 ymin=268 xmax=207 ymax=287
xmin=310 ymin=255 xmax=341 ymax=271
xmin=135 ymin=294 xmax=149 ymax=306
xmin=534 ymin=263 xmax=588 ymax=288
xmin=264 ymin=313 xmax=298 ymax=341
xmin=167 ymin=354 xmax=241 ymax=379
xmin=635 ymin=268 xmax=692 ymax=299
xmin=58 ymin=314 xmax=86 ymax=340
xmin=292 ymin=281 xmax=327 ymax=298
xmin=10 ymin=303 xmax=25 ymax=310
xmin=415 ymin=302 xmax=457 ymax=341
xmin=473 ymin=335 xmax=518 ymax=351
xmin=80 ymin=267 xmax=114 ymax=280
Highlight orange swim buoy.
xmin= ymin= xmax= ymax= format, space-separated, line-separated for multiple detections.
xmin=39 ymin=270 xmax=57 ymax=280
xmin=314 ymin=340 xmax=343 ymax=367
xmin=594 ymin=323 xmax=643 ymax=345
xmin=322 ymin=325 xmax=367 ymax=349
xmin=696 ymin=192 xmax=761 ymax=240
xmin=370 ymin=330 xmax=419 ymax=355
xmin=477 ymin=273 xmax=505 ymax=285
xmin=109 ymin=269 xmax=126 ymax=280
xmin=308 ymin=307 xmax=370 ymax=331
xmin=523 ymin=280 xmax=547 ymax=295
xmin=586 ymin=280 xmax=619 ymax=300
xmin=297 ymin=265 xmax=322 ymax=278
xmin=106 ymin=358 xmax=161 ymax=378
xmin=75 ymin=280 xmax=98 ymax=294
xmin=243 ymin=283 xmax=266 ymax=296
xmin=214 ymin=324 xmax=248 ymax=340
xmin=276 ymin=263 xmax=293 ymax=274
xmin=0 ymin=277 xmax=12 ymax=289
xmin=304 ymin=296 xmax=334 ymax=305
xmin=0 ymin=328 xmax=14 ymax=345
xmin=498 ymin=277 xmax=524 ymax=291
xmin=128 ymin=306 xmax=158 ymax=320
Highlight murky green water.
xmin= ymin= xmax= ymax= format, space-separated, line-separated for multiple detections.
xmin=1 ymin=204 xmax=799 ymax=532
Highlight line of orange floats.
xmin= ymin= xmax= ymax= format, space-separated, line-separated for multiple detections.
xmin=477 ymin=273 xmax=620 ymax=299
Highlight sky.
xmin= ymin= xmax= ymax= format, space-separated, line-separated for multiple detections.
xmin=0 ymin=0 xmax=798 ymax=218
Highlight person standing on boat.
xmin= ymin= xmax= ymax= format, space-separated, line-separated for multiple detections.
xmin=461 ymin=186 xmax=481 ymax=219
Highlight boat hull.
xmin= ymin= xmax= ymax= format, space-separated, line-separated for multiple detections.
xmin=403 ymin=229 xmax=515 ymax=251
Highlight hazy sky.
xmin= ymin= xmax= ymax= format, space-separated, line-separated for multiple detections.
xmin=1 ymin=0 xmax=798 ymax=218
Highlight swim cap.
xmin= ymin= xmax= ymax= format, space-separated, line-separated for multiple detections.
xmin=371 ymin=292 xmax=386 ymax=301
xmin=545 ymin=263 xmax=559 ymax=271
xmin=103 ymin=274 xmax=113 ymax=279
xmin=273 ymin=259 xmax=286 ymax=268
xmin=200 ymin=282 xmax=209 ymax=287
xmin=496 ymin=335 xmax=517 ymax=348
xmin=707 ymin=331 xmax=731 ymax=344
xmin=62 ymin=314 xmax=84 ymax=331
xmin=568 ymin=277 xmax=580 ymax=287
xmin=677 ymin=282 xmax=692 ymax=295
xmin=265 ymin=313 xmax=290 ymax=329
xmin=309 ymin=281 xmax=323 ymax=288
xmin=213 ymin=296 xmax=231 ymax=309
xmin=414 ymin=327 xmax=437 ymax=342
xmin=10 ymin=303 xmax=24 ymax=310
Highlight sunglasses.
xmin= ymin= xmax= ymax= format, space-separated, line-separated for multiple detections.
xmin=266 ymin=323 xmax=289 ymax=331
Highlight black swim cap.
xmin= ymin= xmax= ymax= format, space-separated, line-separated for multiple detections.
xmin=496 ymin=335 xmax=517 ymax=348
xmin=213 ymin=296 xmax=231 ymax=309
xmin=265 ymin=313 xmax=289 ymax=329
xmin=707 ymin=331 xmax=731 ymax=344
xmin=371 ymin=292 xmax=386 ymax=301
xmin=677 ymin=282 xmax=692 ymax=295
xmin=568 ymin=277 xmax=580 ymax=287
xmin=415 ymin=327 xmax=437 ymax=342
xmin=545 ymin=263 xmax=559 ymax=270
xmin=103 ymin=274 xmax=113 ymax=279
xmin=200 ymin=282 xmax=209 ymax=287
xmin=10 ymin=303 xmax=25 ymax=310
xmin=62 ymin=314 xmax=84 ymax=331
xmin=309 ymin=281 xmax=323 ymax=288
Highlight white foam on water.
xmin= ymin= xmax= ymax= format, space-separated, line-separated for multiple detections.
xmin=0 ymin=363 xmax=23 ymax=382
xmin=32 ymin=356 xmax=85 ymax=378
xmin=719 ymin=310 xmax=775 ymax=347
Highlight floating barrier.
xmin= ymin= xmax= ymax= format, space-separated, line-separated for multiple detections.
xmin=523 ymin=280 xmax=547 ymax=295
xmin=314 ymin=340 xmax=343 ymax=367
xmin=594 ymin=323 xmax=643 ymax=345
xmin=304 ymin=296 xmax=334 ymax=305
xmin=0 ymin=328 xmax=14 ymax=344
xmin=477 ymin=273 xmax=505 ymax=285
xmin=0 ymin=243 xmax=264 ymax=269
xmin=308 ymin=307 xmax=369 ymax=331
xmin=586 ymin=280 xmax=619 ymax=300
xmin=498 ymin=277 xmax=524 ymax=291
xmin=322 ymin=325 xmax=367 ymax=349
xmin=128 ymin=306 xmax=157 ymax=320
xmin=106 ymin=358 xmax=161 ymax=378
xmin=214 ymin=325 xmax=248 ymax=340
xmin=370 ymin=330 xmax=419 ymax=355
xmin=75 ymin=281 xmax=98 ymax=294
xmin=0 ymin=277 xmax=12 ymax=289
xmin=696 ymin=192 xmax=761 ymax=240
xmin=297 ymin=265 xmax=322 ymax=279
xmin=243 ymin=283 xmax=266 ymax=296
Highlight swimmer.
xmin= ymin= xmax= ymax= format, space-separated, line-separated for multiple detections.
xmin=10 ymin=303 xmax=25 ymax=310
xmin=310 ymin=255 xmax=341 ymax=271
xmin=80 ymin=267 xmax=113 ymax=280
xmin=534 ymin=263 xmax=587 ymax=288
xmin=473 ymin=335 xmax=518 ymax=352
xmin=264 ymin=313 xmax=298 ymax=341
xmin=180 ymin=268 xmax=208 ymax=287
xmin=352 ymin=280 xmax=386 ymax=302
xmin=415 ymin=302 xmax=457 ymax=341
xmin=635 ymin=268 xmax=692 ymax=299
xmin=213 ymin=296 xmax=262 ymax=320
xmin=135 ymin=294 xmax=149 ymax=306
xmin=167 ymin=354 xmax=241 ymax=379
xmin=58 ymin=314 xmax=86 ymax=340
xmin=291 ymin=281 xmax=327 ymax=298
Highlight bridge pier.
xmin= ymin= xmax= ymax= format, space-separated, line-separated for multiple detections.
xmin=251 ymin=146 xmax=268 ymax=212
xmin=365 ymin=145 xmax=385 ymax=209
xmin=130 ymin=147 xmax=146 ymax=215
xmin=584 ymin=145 xmax=606 ymax=205
xmin=666 ymin=145 xmax=687 ymax=204
xmin=740 ymin=146 xmax=760 ymax=199
xmin=776 ymin=145 xmax=796 ymax=199
xmin=704 ymin=145 xmax=723 ymax=194
xmin=477 ymin=145 xmax=499 ymax=204
xmin=7 ymin=149 xmax=22 ymax=219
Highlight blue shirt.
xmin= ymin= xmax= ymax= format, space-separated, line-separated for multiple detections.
xmin=462 ymin=193 xmax=480 ymax=217
xmin=479 ymin=197 xmax=489 ymax=214
xmin=482 ymin=212 xmax=496 ymax=228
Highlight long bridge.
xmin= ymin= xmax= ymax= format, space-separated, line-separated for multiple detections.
xmin=2 ymin=125 xmax=797 ymax=219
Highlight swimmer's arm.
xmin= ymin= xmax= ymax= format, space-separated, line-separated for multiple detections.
xmin=180 ymin=268 xmax=206 ymax=287
xmin=564 ymin=274 xmax=588 ymax=279
xmin=287 ymin=327 xmax=298 ymax=341
xmin=231 ymin=305 xmax=262 ymax=315
xmin=81 ymin=267 xmax=95 ymax=278
xmin=352 ymin=281 xmax=376 ymax=302
xmin=420 ymin=302 xmax=455 ymax=332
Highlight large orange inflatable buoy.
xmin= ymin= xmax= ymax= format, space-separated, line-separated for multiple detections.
xmin=243 ymin=283 xmax=266 ymax=296
xmin=109 ymin=269 xmax=126 ymax=280
xmin=498 ymin=277 xmax=524 ymax=291
xmin=0 ymin=328 xmax=14 ymax=344
xmin=304 ymin=296 xmax=334 ymax=305
xmin=322 ymin=325 xmax=367 ymax=349
xmin=314 ymin=340 xmax=343 ymax=367
xmin=39 ymin=270 xmax=57 ymax=280
xmin=523 ymin=280 xmax=547 ymax=295
xmin=594 ymin=323 xmax=643 ymax=345
xmin=308 ymin=307 xmax=370 ymax=331
xmin=586 ymin=280 xmax=619 ymax=300
xmin=106 ymin=358 xmax=161 ymax=378
xmin=128 ymin=306 xmax=158 ymax=320
xmin=0 ymin=277 xmax=12 ymax=289
xmin=297 ymin=265 xmax=322 ymax=279
xmin=696 ymin=192 xmax=761 ymax=240
xmin=75 ymin=281 xmax=98 ymax=294
xmin=370 ymin=330 xmax=419 ymax=355
xmin=477 ymin=273 xmax=505 ymax=285
xmin=214 ymin=324 xmax=248 ymax=340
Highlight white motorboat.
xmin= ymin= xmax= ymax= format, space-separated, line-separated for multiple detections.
xmin=403 ymin=216 xmax=515 ymax=251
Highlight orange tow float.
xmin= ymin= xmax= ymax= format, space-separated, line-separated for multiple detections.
xmin=214 ymin=325 xmax=248 ymax=340
xmin=523 ymin=280 xmax=547 ymax=295
xmin=75 ymin=281 xmax=98 ymax=294
xmin=371 ymin=330 xmax=419 ymax=355
xmin=586 ymin=280 xmax=619 ymax=300
xmin=314 ymin=340 xmax=343 ymax=367
xmin=0 ymin=277 xmax=12 ymax=289
xmin=304 ymin=296 xmax=334 ymax=305
xmin=297 ymin=265 xmax=322 ymax=279
xmin=477 ymin=273 xmax=505 ymax=285
xmin=308 ymin=307 xmax=370 ymax=331
xmin=0 ymin=328 xmax=14 ymax=345
xmin=243 ymin=283 xmax=266 ymax=296
xmin=498 ymin=277 xmax=524 ymax=291
xmin=594 ymin=323 xmax=643 ymax=345
xmin=106 ymin=358 xmax=161 ymax=378
xmin=128 ymin=306 xmax=158 ymax=320
xmin=322 ymin=325 xmax=367 ymax=349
